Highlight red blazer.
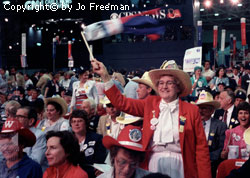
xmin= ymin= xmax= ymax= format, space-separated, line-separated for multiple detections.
xmin=105 ymin=85 xmax=212 ymax=178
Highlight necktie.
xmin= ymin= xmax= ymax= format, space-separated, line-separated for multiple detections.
xmin=223 ymin=110 xmax=228 ymax=123
xmin=203 ymin=121 xmax=206 ymax=129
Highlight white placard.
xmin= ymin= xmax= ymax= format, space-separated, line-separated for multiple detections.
xmin=183 ymin=47 xmax=202 ymax=72
xmin=68 ymin=60 xmax=74 ymax=68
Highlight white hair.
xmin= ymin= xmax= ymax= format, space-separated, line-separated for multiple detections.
xmin=82 ymin=99 xmax=97 ymax=113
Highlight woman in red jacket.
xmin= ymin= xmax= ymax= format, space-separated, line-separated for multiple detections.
xmin=43 ymin=131 xmax=88 ymax=178
xmin=91 ymin=59 xmax=212 ymax=178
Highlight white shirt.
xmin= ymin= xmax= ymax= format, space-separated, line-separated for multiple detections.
xmin=203 ymin=118 xmax=211 ymax=140
xmin=226 ymin=105 xmax=234 ymax=127
xmin=109 ymin=116 xmax=124 ymax=139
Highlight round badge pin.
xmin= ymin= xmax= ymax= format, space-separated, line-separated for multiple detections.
xmin=150 ymin=118 xmax=158 ymax=126
xmin=150 ymin=125 xmax=156 ymax=131
xmin=235 ymin=135 xmax=241 ymax=141
xmin=129 ymin=129 xmax=142 ymax=142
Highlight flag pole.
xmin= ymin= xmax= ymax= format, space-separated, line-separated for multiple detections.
xmin=80 ymin=31 xmax=94 ymax=61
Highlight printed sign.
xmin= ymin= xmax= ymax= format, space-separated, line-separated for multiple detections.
xmin=183 ymin=47 xmax=202 ymax=72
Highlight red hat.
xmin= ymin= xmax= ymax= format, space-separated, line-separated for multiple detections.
xmin=0 ymin=118 xmax=36 ymax=147
xmin=103 ymin=125 xmax=144 ymax=152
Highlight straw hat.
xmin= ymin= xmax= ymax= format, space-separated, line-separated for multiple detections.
xmin=243 ymin=127 xmax=250 ymax=145
xmin=103 ymin=125 xmax=144 ymax=152
xmin=0 ymin=118 xmax=36 ymax=148
xmin=132 ymin=71 xmax=157 ymax=93
xmin=149 ymin=60 xmax=191 ymax=97
xmin=113 ymin=72 xmax=126 ymax=87
xmin=99 ymin=96 xmax=111 ymax=108
xmin=195 ymin=90 xmax=220 ymax=109
xmin=45 ymin=96 xmax=68 ymax=116
xmin=116 ymin=113 xmax=142 ymax=125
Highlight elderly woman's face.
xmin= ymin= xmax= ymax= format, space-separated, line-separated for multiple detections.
xmin=45 ymin=136 xmax=68 ymax=167
xmin=157 ymin=75 xmax=179 ymax=103
xmin=114 ymin=148 xmax=139 ymax=178
xmin=238 ymin=110 xmax=250 ymax=128
xmin=46 ymin=104 xmax=60 ymax=121
xmin=71 ymin=117 xmax=86 ymax=135
xmin=0 ymin=136 xmax=20 ymax=162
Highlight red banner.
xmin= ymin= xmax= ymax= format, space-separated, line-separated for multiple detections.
xmin=68 ymin=41 xmax=73 ymax=60
xmin=213 ymin=26 xmax=218 ymax=48
xmin=241 ymin=18 xmax=246 ymax=46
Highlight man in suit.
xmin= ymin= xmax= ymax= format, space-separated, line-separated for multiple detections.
xmin=16 ymin=106 xmax=48 ymax=172
xmin=214 ymin=90 xmax=239 ymax=129
xmin=92 ymin=59 xmax=212 ymax=178
xmin=97 ymin=97 xmax=123 ymax=139
xmin=81 ymin=98 xmax=100 ymax=133
xmin=240 ymin=62 xmax=250 ymax=91
xmin=196 ymin=90 xmax=227 ymax=178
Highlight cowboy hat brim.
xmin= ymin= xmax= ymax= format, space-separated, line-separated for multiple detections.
xmin=244 ymin=128 xmax=250 ymax=145
xmin=132 ymin=78 xmax=158 ymax=93
xmin=149 ymin=69 xmax=191 ymax=97
xmin=45 ymin=97 xmax=67 ymax=116
xmin=0 ymin=128 xmax=36 ymax=148
xmin=116 ymin=115 xmax=143 ymax=125
xmin=102 ymin=135 xmax=145 ymax=152
xmin=195 ymin=100 xmax=221 ymax=109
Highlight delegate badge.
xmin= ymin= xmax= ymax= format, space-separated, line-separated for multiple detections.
xmin=179 ymin=116 xmax=186 ymax=133
xmin=150 ymin=118 xmax=158 ymax=126
xmin=150 ymin=125 xmax=156 ymax=131
xmin=129 ymin=129 xmax=142 ymax=142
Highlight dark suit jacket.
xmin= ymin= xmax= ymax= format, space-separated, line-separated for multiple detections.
xmin=79 ymin=132 xmax=107 ymax=178
xmin=241 ymin=74 xmax=250 ymax=91
xmin=81 ymin=132 xmax=107 ymax=165
xmin=208 ymin=118 xmax=227 ymax=161
xmin=213 ymin=106 xmax=239 ymax=129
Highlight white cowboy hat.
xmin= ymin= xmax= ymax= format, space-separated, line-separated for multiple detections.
xmin=195 ymin=90 xmax=220 ymax=109
xmin=132 ymin=71 xmax=157 ymax=93
xmin=149 ymin=60 xmax=191 ymax=97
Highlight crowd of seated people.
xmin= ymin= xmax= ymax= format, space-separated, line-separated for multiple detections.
xmin=0 ymin=59 xmax=250 ymax=178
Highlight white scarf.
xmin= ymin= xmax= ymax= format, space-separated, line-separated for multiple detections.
xmin=153 ymin=99 xmax=178 ymax=145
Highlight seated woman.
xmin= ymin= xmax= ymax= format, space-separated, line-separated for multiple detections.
xmin=70 ymin=109 xmax=107 ymax=177
xmin=37 ymin=97 xmax=69 ymax=133
xmin=43 ymin=131 xmax=88 ymax=178
xmin=221 ymin=102 xmax=250 ymax=159
xmin=210 ymin=67 xmax=229 ymax=92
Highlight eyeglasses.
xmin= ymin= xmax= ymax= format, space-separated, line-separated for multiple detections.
xmin=158 ymin=81 xmax=176 ymax=87
xmin=16 ymin=115 xmax=28 ymax=120
xmin=115 ymin=158 xmax=137 ymax=169
xmin=70 ymin=120 xmax=84 ymax=124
